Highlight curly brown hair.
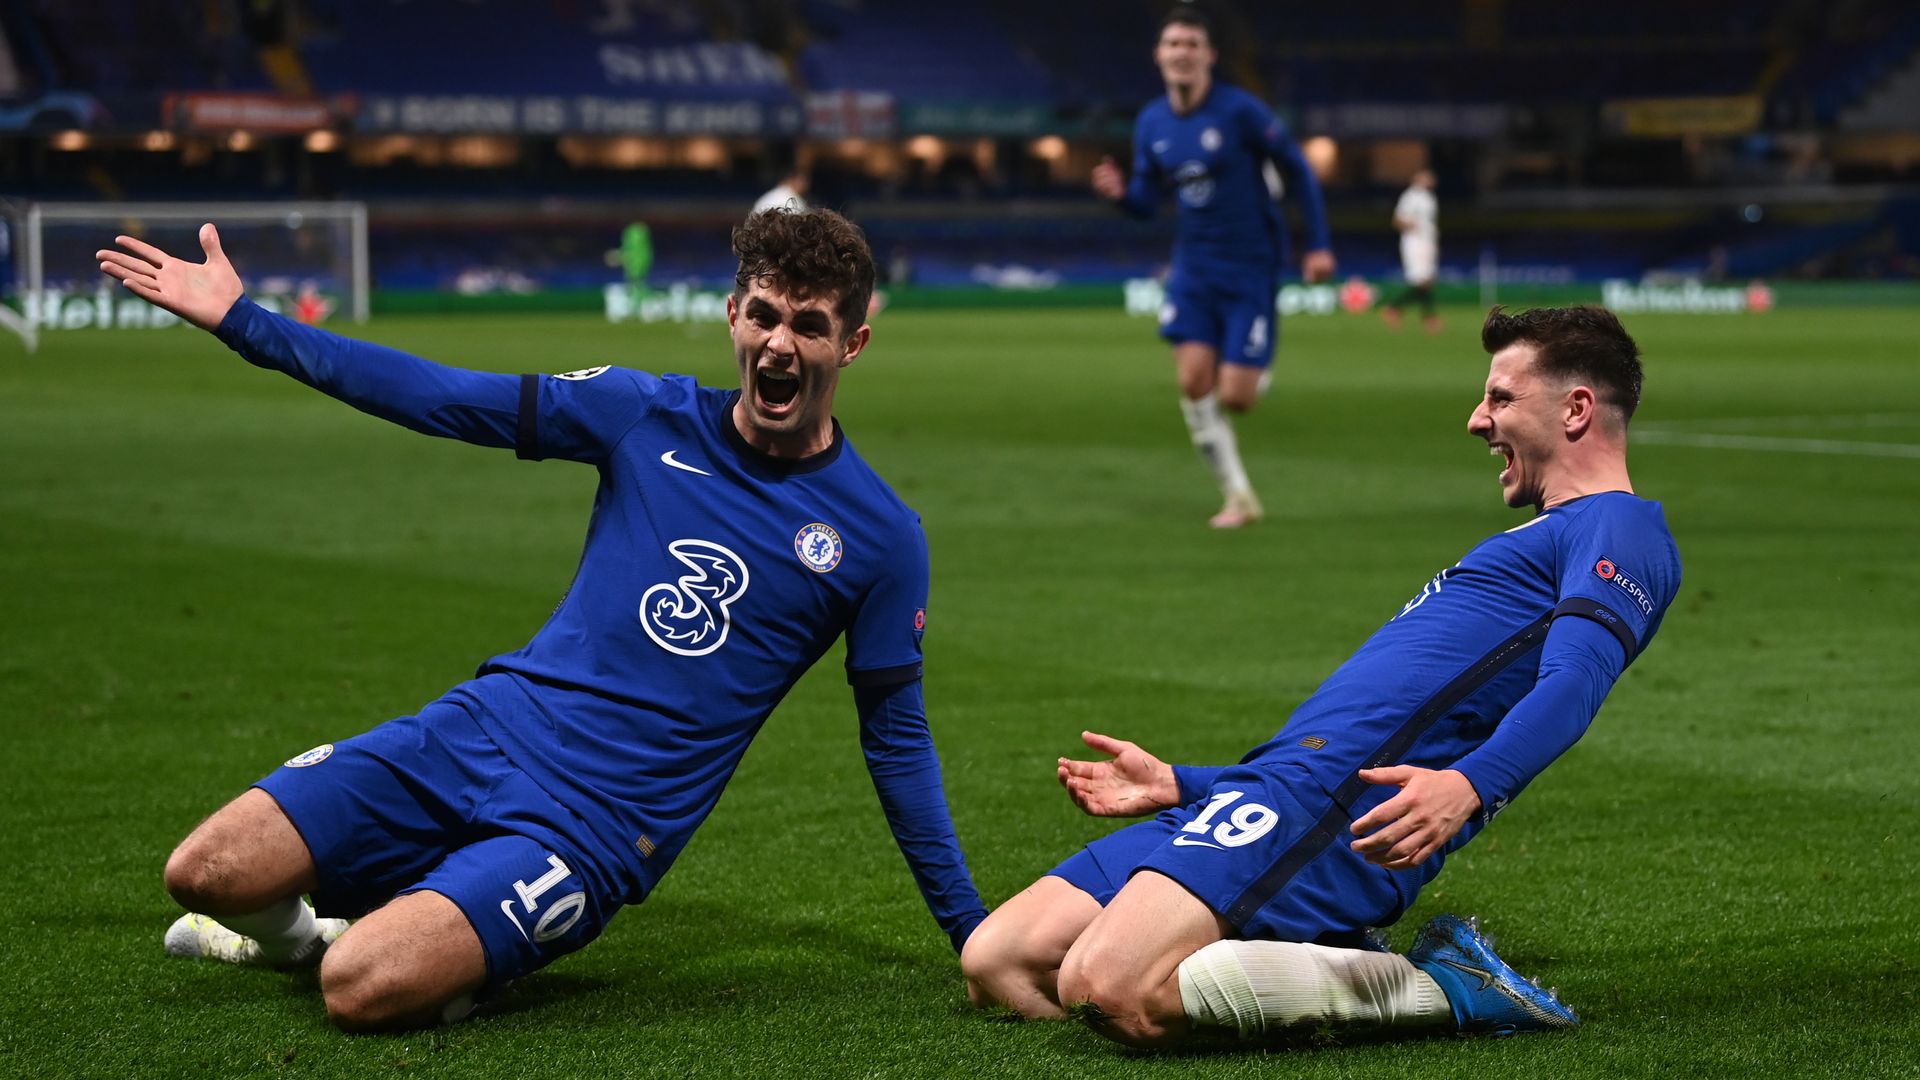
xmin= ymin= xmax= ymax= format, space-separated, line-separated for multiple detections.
xmin=731 ymin=207 xmax=875 ymax=338
xmin=1482 ymin=305 xmax=1643 ymax=422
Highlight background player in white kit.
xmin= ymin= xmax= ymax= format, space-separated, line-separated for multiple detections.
xmin=753 ymin=164 xmax=811 ymax=215
xmin=1382 ymin=170 xmax=1440 ymax=333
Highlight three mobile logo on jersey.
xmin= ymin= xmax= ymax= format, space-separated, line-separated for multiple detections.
xmin=640 ymin=540 xmax=751 ymax=656
xmin=636 ymin=526 xmax=847 ymax=656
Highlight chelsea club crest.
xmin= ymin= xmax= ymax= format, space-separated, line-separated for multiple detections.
xmin=794 ymin=523 xmax=843 ymax=574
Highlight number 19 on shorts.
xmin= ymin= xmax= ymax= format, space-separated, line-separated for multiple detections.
xmin=1181 ymin=790 xmax=1279 ymax=848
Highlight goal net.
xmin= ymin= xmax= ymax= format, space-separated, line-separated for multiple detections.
xmin=11 ymin=201 xmax=368 ymax=337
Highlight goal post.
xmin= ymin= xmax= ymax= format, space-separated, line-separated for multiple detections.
xmin=14 ymin=201 xmax=369 ymax=332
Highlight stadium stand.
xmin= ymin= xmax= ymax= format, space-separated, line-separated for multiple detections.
xmin=2 ymin=0 xmax=1916 ymax=295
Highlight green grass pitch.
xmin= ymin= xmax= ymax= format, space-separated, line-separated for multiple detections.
xmin=2 ymin=303 xmax=1916 ymax=1078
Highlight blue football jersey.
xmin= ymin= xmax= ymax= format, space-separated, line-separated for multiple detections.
xmin=1235 ymin=493 xmax=1681 ymax=837
xmin=457 ymin=367 xmax=930 ymax=889
xmin=212 ymin=299 xmax=984 ymax=944
xmin=1122 ymin=84 xmax=1332 ymax=279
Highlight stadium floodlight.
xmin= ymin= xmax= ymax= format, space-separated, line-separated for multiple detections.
xmin=14 ymin=202 xmax=368 ymax=334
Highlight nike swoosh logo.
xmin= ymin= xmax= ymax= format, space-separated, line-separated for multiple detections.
xmin=1171 ymin=836 xmax=1223 ymax=850
xmin=1434 ymin=955 xmax=1495 ymax=989
xmin=660 ymin=450 xmax=711 ymax=476
xmin=500 ymin=900 xmax=531 ymax=943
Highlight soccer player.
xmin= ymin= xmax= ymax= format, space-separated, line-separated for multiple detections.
xmin=95 ymin=209 xmax=987 ymax=1030
xmin=960 ymin=306 xmax=1681 ymax=1047
xmin=1381 ymin=169 xmax=1440 ymax=332
xmin=1092 ymin=8 xmax=1335 ymax=529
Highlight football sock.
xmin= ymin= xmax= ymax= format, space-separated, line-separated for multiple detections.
xmin=1176 ymin=939 xmax=1449 ymax=1036
xmin=1179 ymin=393 xmax=1252 ymax=498
xmin=214 ymin=896 xmax=327 ymax=966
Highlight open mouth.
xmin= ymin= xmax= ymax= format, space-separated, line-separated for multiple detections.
xmin=1490 ymin=443 xmax=1515 ymax=483
xmin=757 ymin=368 xmax=799 ymax=414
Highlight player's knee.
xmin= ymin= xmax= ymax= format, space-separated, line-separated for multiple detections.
xmin=1056 ymin=954 xmax=1175 ymax=1047
xmin=163 ymin=839 xmax=242 ymax=914
xmin=1177 ymin=368 xmax=1214 ymax=401
xmin=956 ymin=920 xmax=1002 ymax=993
xmin=1218 ymin=387 xmax=1256 ymax=413
xmin=958 ymin=914 xmax=1032 ymax=1008
xmin=1057 ymin=949 xmax=1161 ymax=1044
xmin=320 ymin=937 xmax=423 ymax=1032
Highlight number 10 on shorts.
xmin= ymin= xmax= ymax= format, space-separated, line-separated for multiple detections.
xmin=508 ymin=854 xmax=588 ymax=943
xmin=1181 ymin=790 xmax=1279 ymax=848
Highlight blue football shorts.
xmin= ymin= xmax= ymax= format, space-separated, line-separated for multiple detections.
xmin=256 ymin=697 xmax=629 ymax=988
xmin=1158 ymin=269 xmax=1281 ymax=369
xmin=1048 ymin=764 xmax=1412 ymax=946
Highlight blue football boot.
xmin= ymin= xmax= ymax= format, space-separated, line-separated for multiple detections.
xmin=1408 ymin=914 xmax=1579 ymax=1035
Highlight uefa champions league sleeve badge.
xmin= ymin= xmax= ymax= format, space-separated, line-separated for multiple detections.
xmin=794 ymin=523 xmax=843 ymax=573
xmin=284 ymin=744 xmax=334 ymax=768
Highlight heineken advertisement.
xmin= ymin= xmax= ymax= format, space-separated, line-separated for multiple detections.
xmin=1122 ymin=278 xmax=1798 ymax=317
xmin=604 ymin=283 xmax=730 ymax=324
xmin=1600 ymin=279 xmax=1772 ymax=313
xmin=1124 ymin=278 xmax=1374 ymax=318
xmin=26 ymin=288 xmax=291 ymax=330
xmin=20 ymin=280 xmax=1918 ymax=328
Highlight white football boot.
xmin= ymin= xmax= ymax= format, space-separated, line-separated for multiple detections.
xmin=164 ymin=910 xmax=349 ymax=969
xmin=1208 ymin=488 xmax=1265 ymax=529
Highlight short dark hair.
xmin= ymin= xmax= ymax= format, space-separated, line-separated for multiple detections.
xmin=1481 ymin=305 xmax=1643 ymax=422
xmin=732 ymin=207 xmax=874 ymax=339
xmin=1159 ymin=6 xmax=1213 ymax=42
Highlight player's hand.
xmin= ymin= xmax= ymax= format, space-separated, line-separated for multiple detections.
xmin=1302 ymin=249 xmax=1336 ymax=284
xmin=96 ymin=223 xmax=244 ymax=332
xmin=1349 ymin=765 xmax=1480 ymax=870
xmin=1091 ymin=156 xmax=1127 ymax=201
xmin=1057 ymin=731 xmax=1179 ymax=817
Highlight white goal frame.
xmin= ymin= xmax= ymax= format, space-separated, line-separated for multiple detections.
xmin=18 ymin=201 xmax=369 ymax=325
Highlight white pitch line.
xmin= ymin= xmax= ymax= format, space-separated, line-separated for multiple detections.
xmin=1638 ymin=412 xmax=1920 ymax=434
xmin=1635 ymin=430 xmax=1920 ymax=459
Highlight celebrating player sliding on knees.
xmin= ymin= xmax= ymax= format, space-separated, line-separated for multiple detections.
xmin=98 ymin=212 xmax=985 ymax=1030
xmin=964 ymin=306 xmax=1681 ymax=1049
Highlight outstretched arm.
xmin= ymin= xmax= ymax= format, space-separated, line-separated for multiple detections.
xmin=97 ymin=224 xmax=244 ymax=330
xmin=98 ymin=224 xmax=524 ymax=449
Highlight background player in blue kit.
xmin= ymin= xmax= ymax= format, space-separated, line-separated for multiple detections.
xmin=1092 ymin=8 xmax=1336 ymax=529
xmin=961 ymin=306 xmax=1681 ymax=1048
xmin=96 ymin=209 xmax=987 ymax=1030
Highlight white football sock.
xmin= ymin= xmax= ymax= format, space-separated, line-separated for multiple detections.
xmin=213 ymin=896 xmax=325 ymax=965
xmin=1178 ymin=393 xmax=1252 ymax=498
xmin=1176 ymin=939 xmax=1449 ymax=1037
